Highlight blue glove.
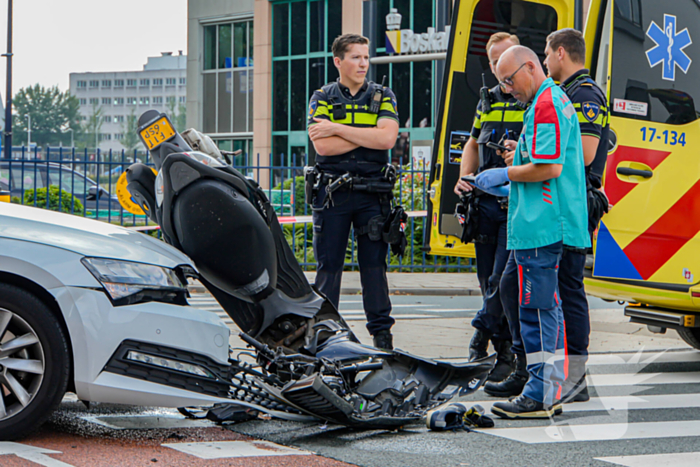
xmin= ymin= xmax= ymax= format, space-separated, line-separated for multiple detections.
xmin=474 ymin=168 xmax=511 ymax=198
xmin=475 ymin=168 xmax=510 ymax=189
xmin=481 ymin=184 xmax=510 ymax=198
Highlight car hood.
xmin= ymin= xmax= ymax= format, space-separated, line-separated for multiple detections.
xmin=0 ymin=203 xmax=194 ymax=269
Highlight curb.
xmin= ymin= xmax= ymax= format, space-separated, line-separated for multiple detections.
xmin=188 ymin=285 xmax=482 ymax=296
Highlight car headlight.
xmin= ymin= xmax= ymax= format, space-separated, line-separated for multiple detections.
xmin=81 ymin=257 xmax=188 ymax=305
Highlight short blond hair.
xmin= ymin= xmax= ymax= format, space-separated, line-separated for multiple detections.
xmin=486 ymin=32 xmax=520 ymax=55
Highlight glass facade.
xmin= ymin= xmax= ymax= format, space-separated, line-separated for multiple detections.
xmin=371 ymin=0 xmax=440 ymax=164
xmin=272 ymin=0 xmax=342 ymax=168
xmin=202 ymin=19 xmax=254 ymax=162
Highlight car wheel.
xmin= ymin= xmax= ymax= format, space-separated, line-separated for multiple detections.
xmin=677 ymin=327 xmax=700 ymax=350
xmin=0 ymin=284 xmax=70 ymax=440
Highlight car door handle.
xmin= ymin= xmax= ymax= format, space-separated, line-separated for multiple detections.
xmin=617 ymin=167 xmax=653 ymax=178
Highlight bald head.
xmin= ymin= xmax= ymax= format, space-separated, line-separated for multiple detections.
xmin=496 ymin=45 xmax=547 ymax=102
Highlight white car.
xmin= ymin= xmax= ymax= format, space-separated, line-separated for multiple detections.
xmin=0 ymin=202 xmax=233 ymax=439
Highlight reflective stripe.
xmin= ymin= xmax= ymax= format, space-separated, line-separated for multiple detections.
xmin=575 ymin=110 xmax=606 ymax=125
xmin=527 ymin=350 xmax=557 ymax=365
xmin=473 ymin=117 xmax=482 ymax=130
xmin=379 ymin=102 xmax=397 ymax=114
xmin=317 ymin=100 xmax=328 ymax=106
xmin=481 ymin=110 xmax=526 ymax=123
xmin=573 ymin=102 xmax=608 ymax=112
xmin=314 ymin=106 xmax=330 ymax=117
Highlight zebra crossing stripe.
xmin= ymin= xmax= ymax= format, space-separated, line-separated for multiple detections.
xmin=595 ymin=452 xmax=700 ymax=466
xmin=468 ymin=393 xmax=700 ymax=415
xmin=163 ymin=440 xmax=309 ymax=459
xmin=587 ymin=350 xmax=700 ymax=366
xmin=483 ymin=420 xmax=700 ymax=444
xmin=589 ymin=371 xmax=700 ymax=386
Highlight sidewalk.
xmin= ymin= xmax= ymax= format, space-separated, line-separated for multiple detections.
xmin=189 ymin=271 xmax=482 ymax=296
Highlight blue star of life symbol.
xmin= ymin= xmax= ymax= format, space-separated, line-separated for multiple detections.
xmin=645 ymin=14 xmax=692 ymax=81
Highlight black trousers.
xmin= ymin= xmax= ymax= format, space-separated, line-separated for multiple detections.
xmin=312 ymin=189 xmax=394 ymax=336
xmin=472 ymin=196 xmax=511 ymax=341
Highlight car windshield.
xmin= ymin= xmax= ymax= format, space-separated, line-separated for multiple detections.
xmin=47 ymin=166 xmax=89 ymax=194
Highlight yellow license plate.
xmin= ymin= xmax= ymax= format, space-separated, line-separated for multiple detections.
xmin=139 ymin=117 xmax=176 ymax=150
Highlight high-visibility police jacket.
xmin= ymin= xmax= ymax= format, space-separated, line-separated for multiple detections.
xmin=470 ymin=85 xmax=527 ymax=173
xmin=308 ymin=79 xmax=399 ymax=176
xmin=561 ymin=69 xmax=609 ymax=188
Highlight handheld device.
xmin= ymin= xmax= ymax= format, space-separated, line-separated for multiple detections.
xmin=486 ymin=141 xmax=508 ymax=152
xmin=369 ymin=75 xmax=387 ymax=114
xmin=460 ymin=175 xmax=477 ymax=184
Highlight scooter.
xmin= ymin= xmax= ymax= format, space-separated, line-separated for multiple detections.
xmin=124 ymin=110 xmax=494 ymax=428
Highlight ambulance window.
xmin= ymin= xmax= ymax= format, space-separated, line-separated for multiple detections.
xmin=610 ymin=0 xmax=700 ymax=125
xmin=437 ymin=0 xmax=557 ymax=236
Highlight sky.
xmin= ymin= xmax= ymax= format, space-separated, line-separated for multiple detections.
xmin=0 ymin=0 xmax=188 ymax=98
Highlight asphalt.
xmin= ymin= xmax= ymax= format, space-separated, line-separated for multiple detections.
xmin=188 ymin=271 xmax=482 ymax=296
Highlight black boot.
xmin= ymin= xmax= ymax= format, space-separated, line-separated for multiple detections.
xmin=491 ymin=394 xmax=556 ymax=419
xmin=562 ymin=372 xmax=590 ymax=403
xmin=469 ymin=329 xmax=492 ymax=361
xmin=484 ymin=353 xmax=527 ymax=397
xmin=487 ymin=339 xmax=515 ymax=382
xmin=373 ymin=330 xmax=393 ymax=350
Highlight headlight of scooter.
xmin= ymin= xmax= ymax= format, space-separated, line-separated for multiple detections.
xmin=81 ymin=257 xmax=188 ymax=306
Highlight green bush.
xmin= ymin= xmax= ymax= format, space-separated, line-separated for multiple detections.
xmin=10 ymin=196 xmax=21 ymax=204
xmin=23 ymin=186 xmax=84 ymax=215
xmin=273 ymin=176 xmax=306 ymax=216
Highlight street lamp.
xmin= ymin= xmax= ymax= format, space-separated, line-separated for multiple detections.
xmin=25 ymin=113 xmax=30 ymax=147
xmin=63 ymin=127 xmax=74 ymax=149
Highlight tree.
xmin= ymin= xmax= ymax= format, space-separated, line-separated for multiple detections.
xmin=120 ymin=107 xmax=142 ymax=153
xmin=12 ymin=84 xmax=82 ymax=148
xmin=81 ymin=103 xmax=103 ymax=150
xmin=166 ymin=99 xmax=187 ymax=132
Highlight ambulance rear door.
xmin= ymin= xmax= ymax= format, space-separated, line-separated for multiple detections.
xmin=592 ymin=0 xmax=700 ymax=291
xmin=425 ymin=0 xmax=575 ymax=257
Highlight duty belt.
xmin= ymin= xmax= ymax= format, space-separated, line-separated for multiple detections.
xmin=304 ymin=165 xmax=397 ymax=211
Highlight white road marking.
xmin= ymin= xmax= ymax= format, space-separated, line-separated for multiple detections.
xmin=588 ymin=371 xmax=700 ymax=386
xmin=587 ymin=350 xmax=700 ymax=366
xmin=467 ymin=393 xmax=700 ymax=415
xmin=596 ymin=452 xmax=700 ymax=466
xmin=483 ymin=420 xmax=700 ymax=444
xmin=83 ymin=415 xmax=217 ymax=430
xmin=0 ymin=442 xmax=73 ymax=467
xmin=163 ymin=440 xmax=309 ymax=459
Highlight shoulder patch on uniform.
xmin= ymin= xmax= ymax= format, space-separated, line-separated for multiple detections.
xmin=308 ymin=100 xmax=318 ymax=119
xmin=582 ymin=102 xmax=600 ymax=123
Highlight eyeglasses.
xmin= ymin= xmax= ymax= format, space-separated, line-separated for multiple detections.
xmin=499 ymin=62 xmax=527 ymax=90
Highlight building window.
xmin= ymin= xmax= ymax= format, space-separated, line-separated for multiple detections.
xmin=103 ymin=116 xmax=112 ymax=123
xmin=179 ymin=77 xmax=186 ymax=85
xmin=166 ymin=77 xmax=177 ymax=86
xmin=101 ymin=80 xmax=111 ymax=87
xmin=89 ymin=80 xmax=99 ymax=88
xmin=270 ymin=1 xmax=340 ymax=165
xmin=115 ymin=133 xmax=124 ymax=141
xmin=99 ymin=133 xmax=112 ymax=141
xmin=89 ymin=98 xmax=99 ymax=105
xmin=140 ymin=79 xmax=150 ymax=87
xmin=127 ymin=97 xmax=137 ymax=105
xmin=153 ymin=78 xmax=163 ymax=86
xmin=139 ymin=97 xmax=150 ymax=105
xmin=179 ymin=96 xmax=186 ymax=103
xmin=202 ymin=19 xmax=254 ymax=135
xmin=114 ymin=97 xmax=124 ymax=105
xmin=166 ymin=96 xmax=176 ymax=104
xmin=153 ymin=96 xmax=163 ymax=104
xmin=79 ymin=98 xmax=86 ymax=105
xmin=115 ymin=115 xmax=125 ymax=123
xmin=114 ymin=79 xmax=124 ymax=87
xmin=102 ymin=98 xmax=111 ymax=105
xmin=77 ymin=80 xmax=87 ymax=88
xmin=127 ymin=79 xmax=137 ymax=87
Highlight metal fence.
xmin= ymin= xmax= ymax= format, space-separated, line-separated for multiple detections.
xmin=1 ymin=147 xmax=474 ymax=272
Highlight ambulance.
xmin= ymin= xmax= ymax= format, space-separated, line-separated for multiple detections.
xmin=426 ymin=0 xmax=700 ymax=349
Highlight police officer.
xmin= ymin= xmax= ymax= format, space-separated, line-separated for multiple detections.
xmin=454 ymin=32 xmax=524 ymax=382
xmin=543 ymin=28 xmax=610 ymax=403
xmin=307 ymin=34 xmax=400 ymax=350
xmin=476 ymin=45 xmax=589 ymax=418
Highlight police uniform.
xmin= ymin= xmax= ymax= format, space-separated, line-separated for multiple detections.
xmin=307 ymin=79 xmax=399 ymax=339
xmin=468 ymin=86 xmax=525 ymax=358
xmin=557 ymin=69 xmax=610 ymax=400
